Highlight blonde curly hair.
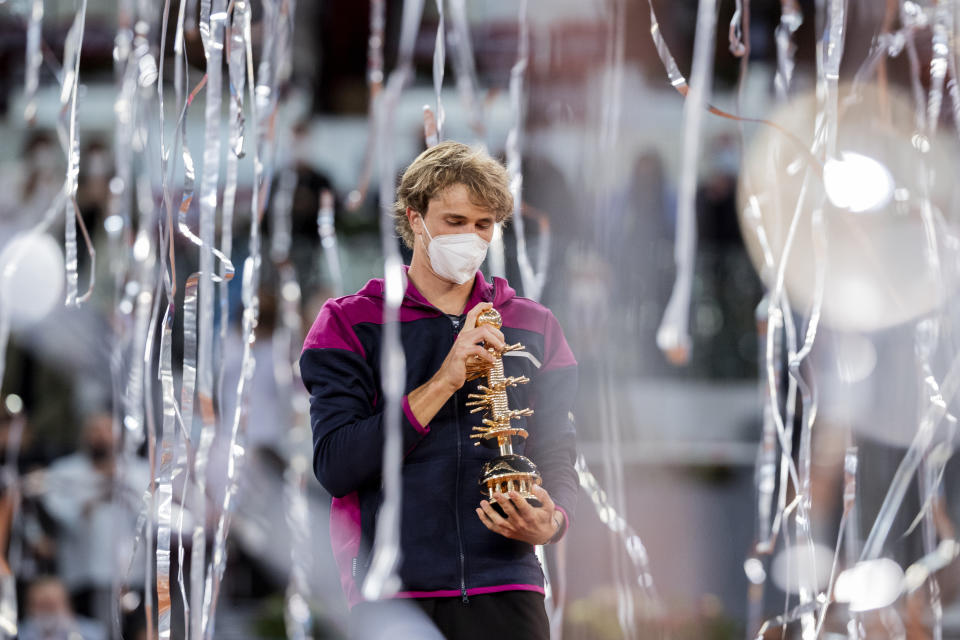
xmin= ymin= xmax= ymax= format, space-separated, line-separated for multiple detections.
xmin=394 ymin=141 xmax=513 ymax=248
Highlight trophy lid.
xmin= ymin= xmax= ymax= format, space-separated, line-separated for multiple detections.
xmin=477 ymin=308 xmax=502 ymax=329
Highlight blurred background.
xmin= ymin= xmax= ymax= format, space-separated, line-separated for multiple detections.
xmin=0 ymin=0 xmax=959 ymax=638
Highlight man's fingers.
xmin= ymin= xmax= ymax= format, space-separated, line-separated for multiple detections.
xmin=464 ymin=302 xmax=493 ymax=332
xmin=464 ymin=345 xmax=495 ymax=364
xmin=531 ymin=484 xmax=555 ymax=511
xmin=459 ymin=326 xmax=504 ymax=351
xmin=494 ymin=492 xmax=522 ymax=521
xmin=479 ymin=499 xmax=510 ymax=529
xmin=476 ymin=508 xmax=496 ymax=531
xmin=507 ymin=491 xmax=536 ymax=519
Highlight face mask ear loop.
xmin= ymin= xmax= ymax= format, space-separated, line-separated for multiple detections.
xmin=418 ymin=213 xmax=433 ymax=244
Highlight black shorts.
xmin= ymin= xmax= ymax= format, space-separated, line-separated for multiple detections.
xmin=350 ymin=590 xmax=550 ymax=640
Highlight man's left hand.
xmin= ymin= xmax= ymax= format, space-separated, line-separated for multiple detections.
xmin=476 ymin=484 xmax=563 ymax=546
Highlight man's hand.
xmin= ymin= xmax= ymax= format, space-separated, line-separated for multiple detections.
xmin=476 ymin=484 xmax=563 ymax=546
xmin=432 ymin=301 xmax=505 ymax=393
xmin=406 ymin=302 xmax=506 ymax=428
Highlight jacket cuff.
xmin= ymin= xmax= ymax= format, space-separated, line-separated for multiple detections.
xmin=549 ymin=505 xmax=570 ymax=544
xmin=402 ymin=395 xmax=429 ymax=435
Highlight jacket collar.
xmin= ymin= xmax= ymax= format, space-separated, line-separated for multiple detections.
xmin=358 ymin=266 xmax=509 ymax=312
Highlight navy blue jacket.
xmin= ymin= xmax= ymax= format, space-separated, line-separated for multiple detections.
xmin=300 ymin=269 xmax=578 ymax=605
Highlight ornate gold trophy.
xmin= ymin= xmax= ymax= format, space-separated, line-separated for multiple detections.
xmin=465 ymin=308 xmax=542 ymax=511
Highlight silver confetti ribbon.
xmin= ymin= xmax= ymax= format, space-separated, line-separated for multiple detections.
xmin=774 ymin=1 xmax=802 ymax=100
xmin=273 ymin=220 xmax=314 ymax=638
xmin=447 ymin=0 xmax=485 ymax=140
xmin=23 ymin=0 xmax=42 ymax=124
xmin=59 ymin=0 xmax=95 ymax=307
xmin=655 ymin=0 xmax=715 ymax=364
xmin=345 ymin=0 xmax=385 ymax=211
xmin=574 ymin=453 xmax=661 ymax=618
xmin=362 ymin=0 xmax=424 ymax=601
xmin=201 ymin=2 xmax=293 ymax=634
xmin=188 ymin=2 xmax=229 ymax=634
xmin=317 ymin=189 xmax=344 ymax=297
xmin=503 ymin=0 xmax=546 ymax=301
xmin=431 ymin=0 xmax=446 ymax=142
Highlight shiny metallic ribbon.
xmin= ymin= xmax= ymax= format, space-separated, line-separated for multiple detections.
xmin=447 ymin=0 xmax=485 ymax=139
xmin=574 ymin=453 xmax=661 ymax=617
xmin=23 ymin=0 xmax=42 ymax=124
xmin=201 ymin=2 xmax=292 ymax=634
xmin=504 ymin=0 xmax=546 ymax=301
xmin=432 ymin=0 xmax=446 ymax=142
xmin=317 ymin=189 xmax=344 ymax=296
xmin=774 ymin=1 xmax=802 ymax=99
xmin=188 ymin=2 xmax=229 ymax=634
xmin=59 ymin=0 xmax=95 ymax=307
xmin=361 ymin=0 xmax=424 ymax=601
xmin=655 ymin=0 xmax=715 ymax=364
xmin=345 ymin=0 xmax=385 ymax=211
xmin=274 ymin=239 xmax=314 ymax=637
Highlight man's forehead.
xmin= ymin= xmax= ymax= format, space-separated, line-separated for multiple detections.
xmin=428 ymin=185 xmax=494 ymax=217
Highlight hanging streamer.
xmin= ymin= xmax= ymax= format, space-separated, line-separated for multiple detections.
xmin=201 ymin=2 xmax=294 ymax=635
xmin=345 ymin=0 xmax=386 ymax=211
xmin=574 ymin=453 xmax=661 ymax=610
xmin=60 ymin=0 xmax=95 ymax=307
xmin=503 ymin=0 xmax=546 ymax=301
xmin=23 ymin=0 xmax=43 ymax=124
xmin=317 ymin=189 xmax=344 ymax=297
xmin=655 ymin=0 xmax=715 ymax=365
xmin=447 ymin=0 xmax=485 ymax=140
xmin=432 ymin=0 xmax=446 ymax=142
xmin=361 ymin=0 xmax=425 ymax=601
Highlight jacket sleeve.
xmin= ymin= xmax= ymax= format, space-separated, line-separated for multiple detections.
xmin=300 ymin=299 xmax=430 ymax=498
xmin=524 ymin=310 xmax=578 ymax=541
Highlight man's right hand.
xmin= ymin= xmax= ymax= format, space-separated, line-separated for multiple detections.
xmin=433 ymin=302 xmax=505 ymax=393
xmin=406 ymin=302 xmax=506 ymax=428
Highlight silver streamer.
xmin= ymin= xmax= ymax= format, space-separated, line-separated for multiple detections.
xmin=272 ymin=192 xmax=313 ymax=638
xmin=591 ymin=0 xmax=635 ymax=635
xmin=774 ymin=1 xmax=803 ymax=100
xmin=432 ymin=0 xmax=446 ymax=142
xmin=201 ymin=2 xmax=293 ymax=635
xmin=188 ymin=2 xmax=229 ymax=634
xmin=59 ymin=0 xmax=95 ymax=307
xmin=23 ymin=0 xmax=42 ymax=124
xmin=447 ymin=0 xmax=484 ymax=139
xmin=504 ymin=0 xmax=545 ymax=302
xmin=317 ymin=189 xmax=344 ymax=297
xmin=574 ymin=453 xmax=661 ymax=612
xmin=345 ymin=0 xmax=385 ymax=211
xmin=362 ymin=0 xmax=424 ymax=602
xmin=655 ymin=0 xmax=715 ymax=365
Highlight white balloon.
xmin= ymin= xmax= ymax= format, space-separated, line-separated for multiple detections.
xmin=739 ymin=84 xmax=960 ymax=332
xmin=834 ymin=558 xmax=904 ymax=612
xmin=0 ymin=232 xmax=65 ymax=328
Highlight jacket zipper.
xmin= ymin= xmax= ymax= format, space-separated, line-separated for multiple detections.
xmin=450 ymin=314 xmax=469 ymax=603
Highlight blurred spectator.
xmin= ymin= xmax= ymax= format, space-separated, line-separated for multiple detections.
xmin=0 ymin=132 xmax=62 ymax=247
xmin=18 ymin=575 xmax=105 ymax=640
xmin=31 ymin=412 xmax=148 ymax=623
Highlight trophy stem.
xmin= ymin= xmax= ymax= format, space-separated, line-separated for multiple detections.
xmin=471 ymin=308 xmax=542 ymax=512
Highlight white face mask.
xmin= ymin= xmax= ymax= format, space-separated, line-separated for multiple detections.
xmin=419 ymin=215 xmax=490 ymax=285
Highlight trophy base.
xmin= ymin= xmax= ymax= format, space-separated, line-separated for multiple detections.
xmin=479 ymin=454 xmax=542 ymax=516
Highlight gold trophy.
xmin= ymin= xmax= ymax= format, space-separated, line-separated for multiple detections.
xmin=465 ymin=308 xmax=542 ymax=512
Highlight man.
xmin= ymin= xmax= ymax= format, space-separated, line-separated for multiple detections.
xmin=19 ymin=575 xmax=106 ymax=640
xmin=35 ymin=411 xmax=148 ymax=623
xmin=301 ymin=141 xmax=578 ymax=639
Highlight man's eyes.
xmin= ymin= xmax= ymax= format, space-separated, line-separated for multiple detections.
xmin=445 ymin=219 xmax=492 ymax=228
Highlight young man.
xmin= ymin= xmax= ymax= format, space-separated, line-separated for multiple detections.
xmin=300 ymin=141 xmax=578 ymax=639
